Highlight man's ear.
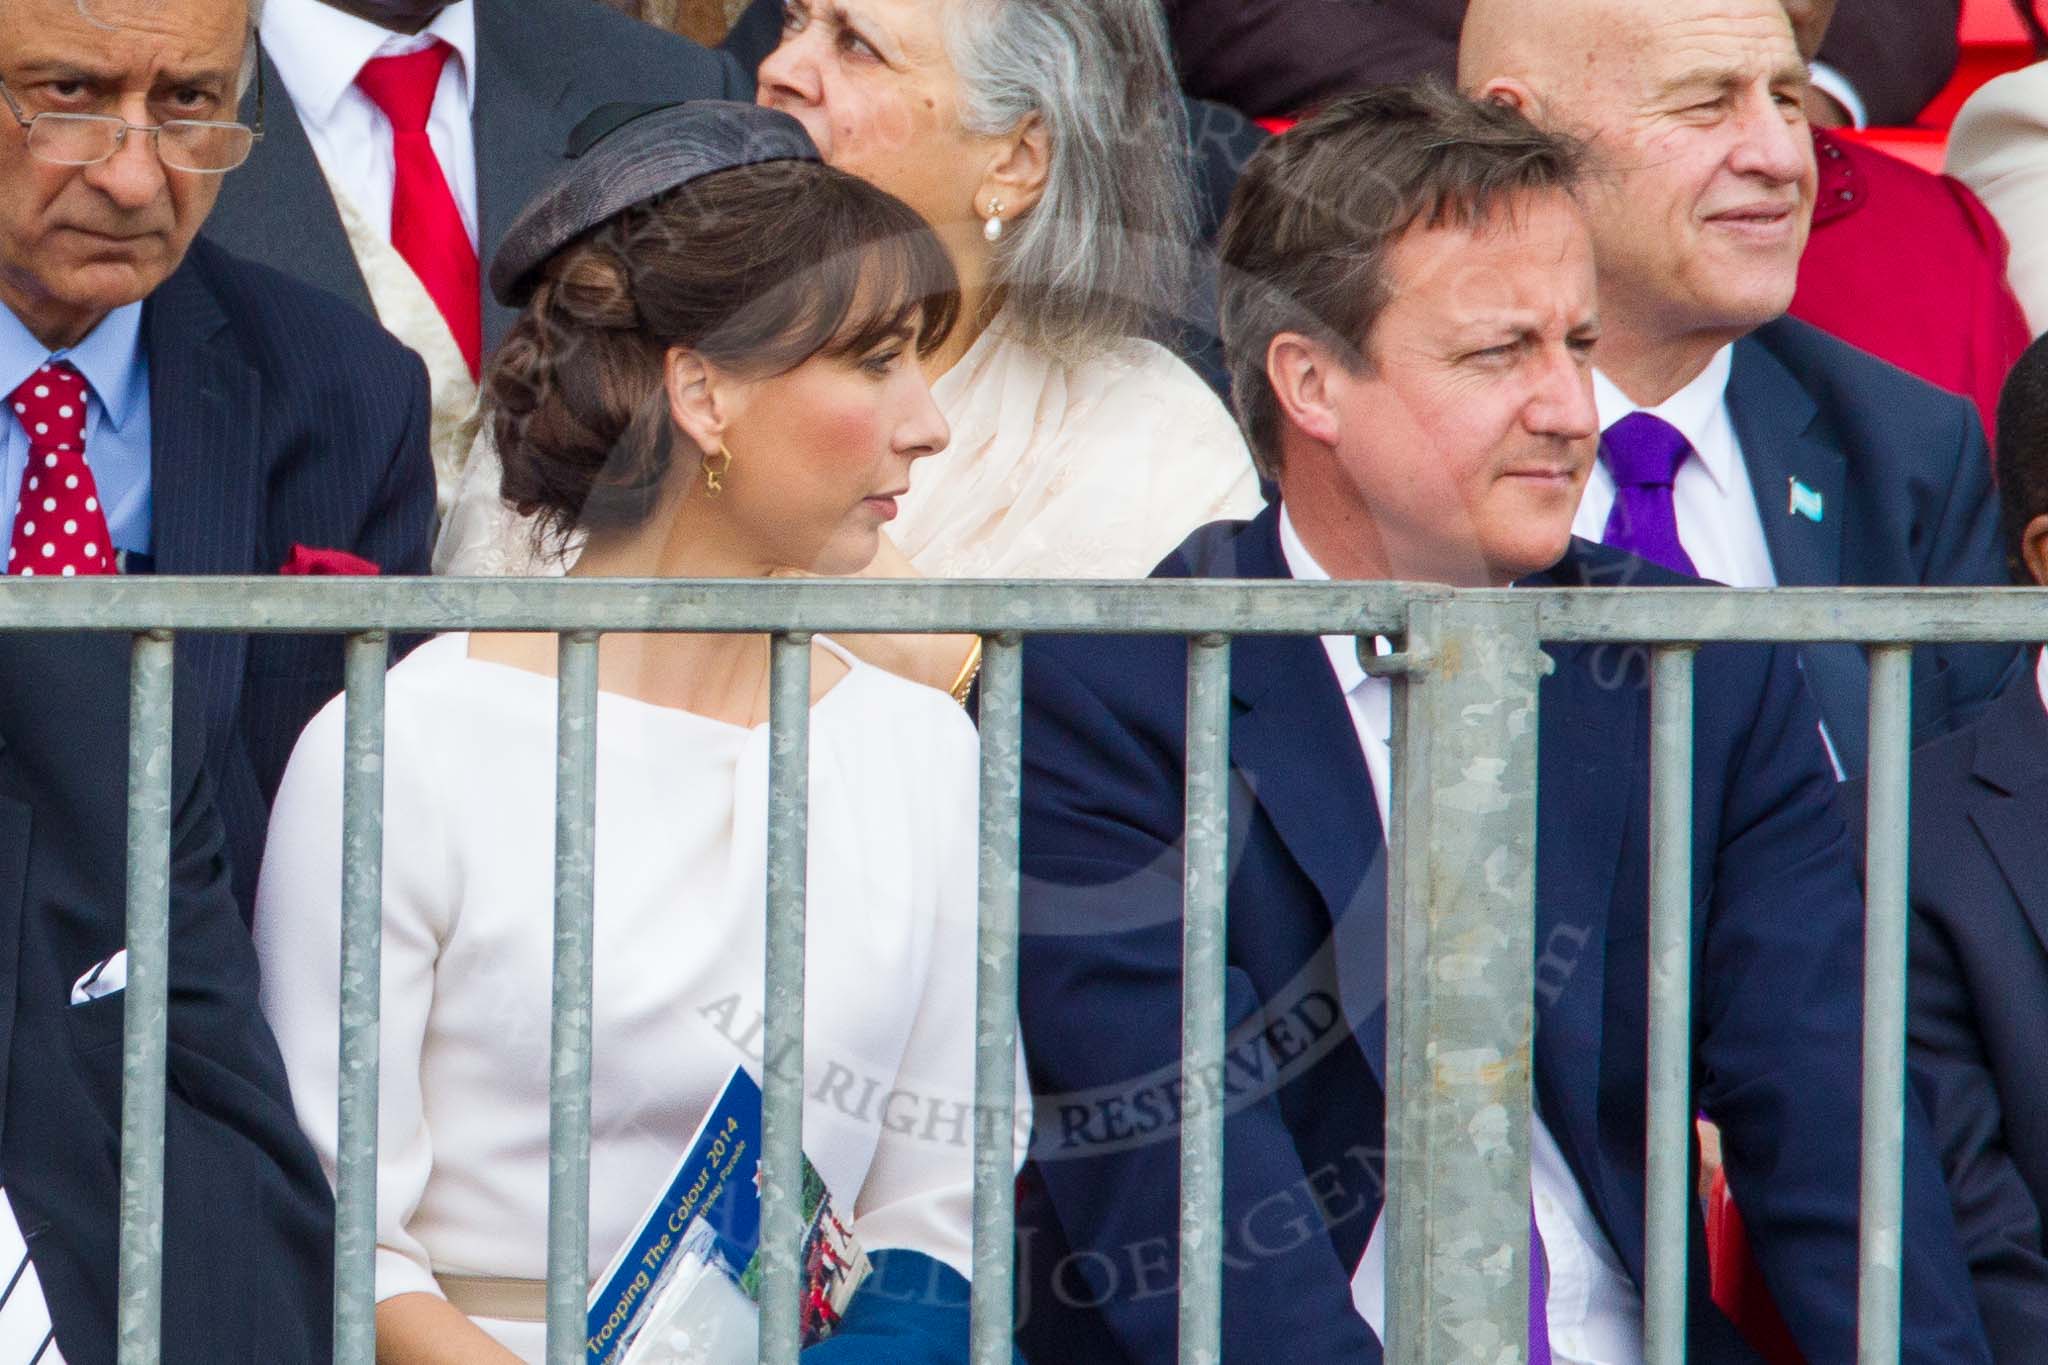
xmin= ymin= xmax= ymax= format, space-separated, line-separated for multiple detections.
xmin=664 ymin=347 xmax=727 ymax=456
xmin=973 ymin=113 xmax=1051 ymax=227
xmin=1475 ymin=76 xmax=1543 ymax=121
xmin=1267 ymin=333 xmax=1346 ymax=450
xmin=2021 ymin=512 xmax=2048 ymax=589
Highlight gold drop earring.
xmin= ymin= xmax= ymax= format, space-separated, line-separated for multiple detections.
xmin=703 ymin=442 xmax=734 ymax=495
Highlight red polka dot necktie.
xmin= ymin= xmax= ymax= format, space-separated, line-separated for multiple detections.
xmin=7 ymin=361 xmax=113 ymax=577
xmin=355 ymin=40 xmax=483 ymax=380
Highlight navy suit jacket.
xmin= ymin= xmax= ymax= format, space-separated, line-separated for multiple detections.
xmin=1014 ymin=506 xmax=1988 ymax=1363
xmin=207 ymin=0 xmax=748 ymax=360
xmin=142 ymin=238 xmax=436 ymax=920
xmin=0 ymin=632 xmax=332 ymax=1363
xmin=1846 ymin=657 xmax=2048 ymax=1361
xmin=1710 ymin=316 xmax=2014 ymax=776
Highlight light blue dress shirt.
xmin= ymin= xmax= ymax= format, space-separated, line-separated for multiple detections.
xmin=0 ymin=300 xmax=151 ymax=557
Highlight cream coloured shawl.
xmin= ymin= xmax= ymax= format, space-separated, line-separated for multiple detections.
xmin=434 ymin=310 xmax=1264 ymax=578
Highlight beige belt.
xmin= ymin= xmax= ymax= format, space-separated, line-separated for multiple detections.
xmin=436 ymin=1273 xmax=551 ymax=1324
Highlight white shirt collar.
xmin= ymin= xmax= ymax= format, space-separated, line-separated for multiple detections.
xmin=2037 ymin=644 xmax=2048 ymax=721
xmin=261 ymin=0 xmax=478 ymax=128
xmin=1593 ymin=346 xmax=1737 ymax=496
xmin=1277 ymin=504 xmax=1379 ymax=698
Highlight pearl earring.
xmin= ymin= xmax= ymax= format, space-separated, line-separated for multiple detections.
xmin=983 ymin=199 xmax=1004 ymax=244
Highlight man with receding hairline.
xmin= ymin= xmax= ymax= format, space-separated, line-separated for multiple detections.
xmin=1461 ymin=0 xmax=2018 ymax=782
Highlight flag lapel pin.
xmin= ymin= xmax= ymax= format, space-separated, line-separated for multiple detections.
xmin=1788 ymin=477 xmax=1825 ymax=524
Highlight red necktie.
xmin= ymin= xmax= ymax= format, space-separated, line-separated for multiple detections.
xmin=355 ymin=40 xmax=483 ymax=380
xmin=7 ymin=361 xmax=114 ymax=577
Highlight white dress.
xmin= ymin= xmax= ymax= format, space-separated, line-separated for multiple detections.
xmin=253 ymin=635 xmax=1017 ymax=1361
xmin=434 ymin=313 xmax=1266 ymax=578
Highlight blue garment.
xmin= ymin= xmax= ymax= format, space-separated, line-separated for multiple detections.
xmin=1724 ymin=316 xmax=2018 ymax=776
xmin=1845 ymin=661 xmax=2048 ymax=1360
xmin=1012 ymin=505 xmax=1991 ymax=1363
xmin=0 ymin=299 xmax=152 ymax=555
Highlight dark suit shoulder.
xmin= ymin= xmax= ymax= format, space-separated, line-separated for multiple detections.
xmin=1747 ymin=313 xmax=1976 ymax=429
xmin=1152 ymin=516 xmax=1267 ymax=581
xmin=514 ymin=0 xmax=742 ymax=94
xmin=171 ymin=238 xmax=427 ymax=393
xmin=176 ymin=239 xmax=421 ymax=371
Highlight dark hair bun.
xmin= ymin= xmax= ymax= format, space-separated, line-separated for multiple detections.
xmin=485 ymin=159 xmax=962 ymax=555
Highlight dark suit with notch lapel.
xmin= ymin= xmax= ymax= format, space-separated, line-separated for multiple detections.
xmin=1716 ymin=315 xmax=2018 ymax=778
xmin=1845 ymin=654 xmax=2048 ymax=1361
xmin=142 ymin=236 xmax=436 ymax=921
xmin=1013 ymin=505 xmax=1988 ymax=1363
xmin=0 ymin=631 xmax=332 ymax=1363
xmin=205 ymin=0 xmax=750 ymax=363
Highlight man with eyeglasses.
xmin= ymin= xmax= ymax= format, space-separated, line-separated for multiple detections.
xmin=0 ymin=0 xmax=436 ymax=925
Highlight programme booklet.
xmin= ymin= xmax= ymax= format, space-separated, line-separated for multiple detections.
xmin=586 ymin=1066 xmax=870 ymax=1365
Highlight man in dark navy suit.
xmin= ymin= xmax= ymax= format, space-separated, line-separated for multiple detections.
xmin=1848 ymin=334 xmax=2048 ymax=1359
xmin=1465 ymin=0 xmax=2018 ymax=779
xmin=0 ymin=0 xmax=435 ymax=919
xmin=1014 ymin=86 xmax=1988 ymax=1363
xmin=0 ymin=630 xmax=333 ymax=1363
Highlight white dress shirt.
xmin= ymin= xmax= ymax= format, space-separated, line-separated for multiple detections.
xmin=260 ymin=0 xmax=480 ymax=247
xmin=1575 ymin=349 xmax=1777 ymax=591
xmin=2037 ymin=644 xmax=2047 ymax=719
xmin=1280 ymin=508 xmax=1646 ymax=1365
xmin=0 ymin=1192 xmax=63 ymax=1363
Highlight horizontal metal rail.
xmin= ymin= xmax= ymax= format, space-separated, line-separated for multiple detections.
xmin=0 ymin=577 xmax=2042 ymax=640
xmin=75 ymin=576 xmax=2025 ymax=1365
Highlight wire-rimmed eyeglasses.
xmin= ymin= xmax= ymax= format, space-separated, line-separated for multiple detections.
xmin=0 ymin=56 xmax=265 ymax=175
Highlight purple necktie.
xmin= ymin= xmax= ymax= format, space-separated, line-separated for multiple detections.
xmin=1531 ymin=1214 xmax=1552 ymax=1364
xmin=1599 ymin=411 xmax=1698 ymax=577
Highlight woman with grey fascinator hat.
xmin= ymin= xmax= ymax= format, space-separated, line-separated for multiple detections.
xmin=442 ymin=0 xmax=1262 ymax=691
xmin=255 ymin=101 xmax=1024 ymax=1365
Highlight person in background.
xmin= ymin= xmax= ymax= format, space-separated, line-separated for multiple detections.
xmin=1948 ymin=7 xmax=2048 ymax=337
xmin=1846 ymin=331 xmax=2048 ymax=1361
xmin=0 ymin=0 xmax=436 ymax=921
xmin=1463 ymin=0 xmax=2018 ymax=780
xmin=206 ymin=0 xmax=746 ymax=525
xmin=1013 ymin=83 xmax=1987 ymax=1364
xmin=442 ymin=0 xmax=1262 ymax=611
xmin=1143 ymin=0 xmax=1956 ymax=128
xmin=256 ymin=102 xmax=1019 ymax=1364
xmin=1782 ymin=0 xmax=2033 ymax=441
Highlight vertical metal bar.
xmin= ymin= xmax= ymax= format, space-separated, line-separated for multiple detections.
xmin=335 ymin=632 xmax=389 ymax=1365
xmin=1179 ymin=634 xmax=1232 ymax=1365
xmin=1644 ymin=646 xmax=1697 ymax=1365
xmin=1858 ymin=645 xmax=1913 ymax=1364
xmin=971 ymin=634 xmax=1023 ymax=1365
xmin=1383 ymin=597 xmax=1544 ymax=1365
xmin=116 ymin=631 xmax=175 ymax=1365
xmin=759 ymin=632 xmax=814 ymax=1365
xmin=546 ymin=632 xmax=601 ymax=1365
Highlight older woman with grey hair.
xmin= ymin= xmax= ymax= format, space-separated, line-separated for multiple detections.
xmin=435 ymin=0 xmax=1258 ymax=693
xmin=747 ymin=0 xmax=1261 ymax=583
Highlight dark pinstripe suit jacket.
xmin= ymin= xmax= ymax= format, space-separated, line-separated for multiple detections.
xmin=143 ymin=237 xmax=435 ymax=921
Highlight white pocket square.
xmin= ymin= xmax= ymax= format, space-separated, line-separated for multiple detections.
xmin=69 ymin=949 xmax=127 ymax=1006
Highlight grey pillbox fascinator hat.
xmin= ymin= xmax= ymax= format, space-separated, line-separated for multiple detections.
xmin=489 ymin=99 xmax=821 ymax=309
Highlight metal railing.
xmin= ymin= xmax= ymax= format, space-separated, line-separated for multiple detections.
xmin=24 ymin=576 xmax=2042 ymax=1365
